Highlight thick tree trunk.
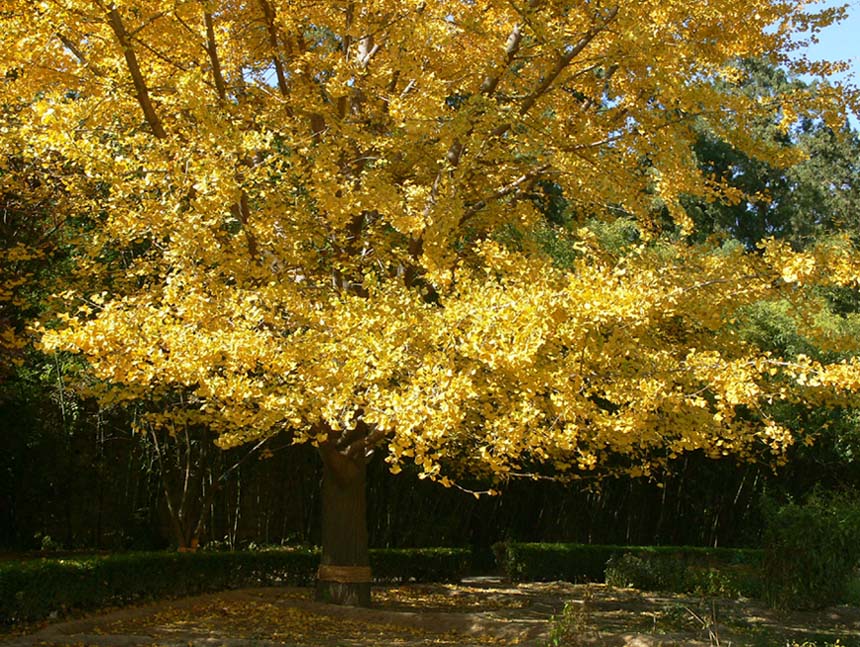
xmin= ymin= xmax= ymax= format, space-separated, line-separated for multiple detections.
xmin=315 ymin=444 xmax=371 ymax=606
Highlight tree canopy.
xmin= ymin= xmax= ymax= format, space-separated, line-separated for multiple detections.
xmin=2 ymin=0 xmax=859 ymax=488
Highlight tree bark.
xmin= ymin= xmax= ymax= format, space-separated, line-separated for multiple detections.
xmin=315 ymin=443 xmax=371 ymax=606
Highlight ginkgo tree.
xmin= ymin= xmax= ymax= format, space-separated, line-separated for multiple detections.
xmin=2 ymin=0 xmax=860 ymax=605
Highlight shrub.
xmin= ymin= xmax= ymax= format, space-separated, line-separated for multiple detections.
xmin=494 ymin=542 xmax=763 ymax=596
xmin=370 ymin=547 xmax=469 ymax=583
xmin=493 ymin=542 xmax=618 ymax=583
xmin=763 ymin=493 xmax=860 ymax=609
xmin=684 ymin=563 xmax=764 ymax=599
xmin=0 ymin=549 xmax=319 ymax=625
xmin=604 ymin=552 xmax=762 ymax=598
xmin=544 ymin=587 xmax=600 ymax=647
xmin=605 ymin=552 xmax=685 ymax=591
xmin=0 ymin=546 xmax=469 ymax=625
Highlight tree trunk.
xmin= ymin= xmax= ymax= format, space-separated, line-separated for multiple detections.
xmin=315 ymin=444 xmax=371 ymax=606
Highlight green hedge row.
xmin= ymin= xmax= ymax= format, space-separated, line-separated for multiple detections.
xmin=0 ymin=547 xmax=469 ymax=625
xmin=604 ymin=551 xmax=764 ymax=598
xmin=371 ymin=547 xmax=470 ymax=583
xmin=493 ymin=542 xmax=763 ymax=597
xmin=0 ymin=549 xmax=317 ymax=624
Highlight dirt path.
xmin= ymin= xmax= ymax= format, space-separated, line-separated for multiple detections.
xmin=1 ymin=580 xmax=549 ymax=647
xmin=3 ymin=580 xmax=858 ymax=647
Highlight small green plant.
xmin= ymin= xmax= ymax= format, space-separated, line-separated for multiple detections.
xmin=604 ymin=552 xmax=686 ymax=592
xmin=682 ymin=600 xmax=724 ymax=646
xmin=544 ymin=586 xmax=600 ymax=647
xmin=660 ymin=602 xmax=694 ymax=630
xmin=649 ymin=599 xmax=728 ymax=645
xmin=34 ymin=532 xmax=61 ymax=551
xmin=686 ymin=564 xmax=763 ymax=599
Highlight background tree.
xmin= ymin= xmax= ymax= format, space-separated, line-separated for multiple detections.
xmin=2 ymin=1 xmax=859 ymax=606
xmin=677 ymin=60 xmax=860 ymax=504
xmin=684 ymin=59 xmax=860 ymax=248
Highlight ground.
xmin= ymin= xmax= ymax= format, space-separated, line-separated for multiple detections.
xmin=3 ymin=579 xmax=859 ymax=647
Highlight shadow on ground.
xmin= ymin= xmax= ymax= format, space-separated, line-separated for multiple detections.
xmin=3 ymin=579 xmax=859 ymax=646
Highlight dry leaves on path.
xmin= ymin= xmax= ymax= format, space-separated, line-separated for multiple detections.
xmin=6 ymin=582 xmax=859 ymax=647
xmin=8 ymin=584 xmax=536 ymax=647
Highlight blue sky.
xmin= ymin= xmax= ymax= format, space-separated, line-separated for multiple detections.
xmin=799 ymin=0 xmax=860 ymax=85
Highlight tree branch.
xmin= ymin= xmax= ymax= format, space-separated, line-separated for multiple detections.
xmin=106 ymin=6 xmax=167 ymax=139
xmin=230 ymin=190 xmax=259 ymax=260
xmin=127 ymin=10 xmax=168 ymax=38
xmin=459 ymin=163 xmax=551 ymax=225
xmin=203 ymin=10 xmax=228 ymax=102
xmin=478 ymin=23 xmax=524 ymax=96
xmin=203 ymin=9 xmax=259 ymax=262
xmin=256 ymin=0 xmax=290 ymax=99
xmin=56 ymin=33 xmax=106 ymax=77
xmin=518 ymin=6 xmax=619 ymax=117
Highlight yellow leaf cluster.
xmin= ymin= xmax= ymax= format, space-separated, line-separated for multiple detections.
xmin=2 ymin=0 xmax=857 ymax=482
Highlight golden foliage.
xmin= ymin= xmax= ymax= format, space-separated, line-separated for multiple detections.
xmin=2 ymin=1 xmax=858 ymax=480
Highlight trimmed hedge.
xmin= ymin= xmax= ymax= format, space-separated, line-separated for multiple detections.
xmin=371 ymin=547 xmax=470 ymax=583
xmin=605 ymin=551 xmax=763 ymax=598
xmin=493 ymin=542 xmax=763 ymax=597
xmin=0 ymin=549 xmax=318 ymax=624
xmin=0 ymin=546 xmax=469 ymax=625
xmin=493 ymin=542 xmax=616 ymax=583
